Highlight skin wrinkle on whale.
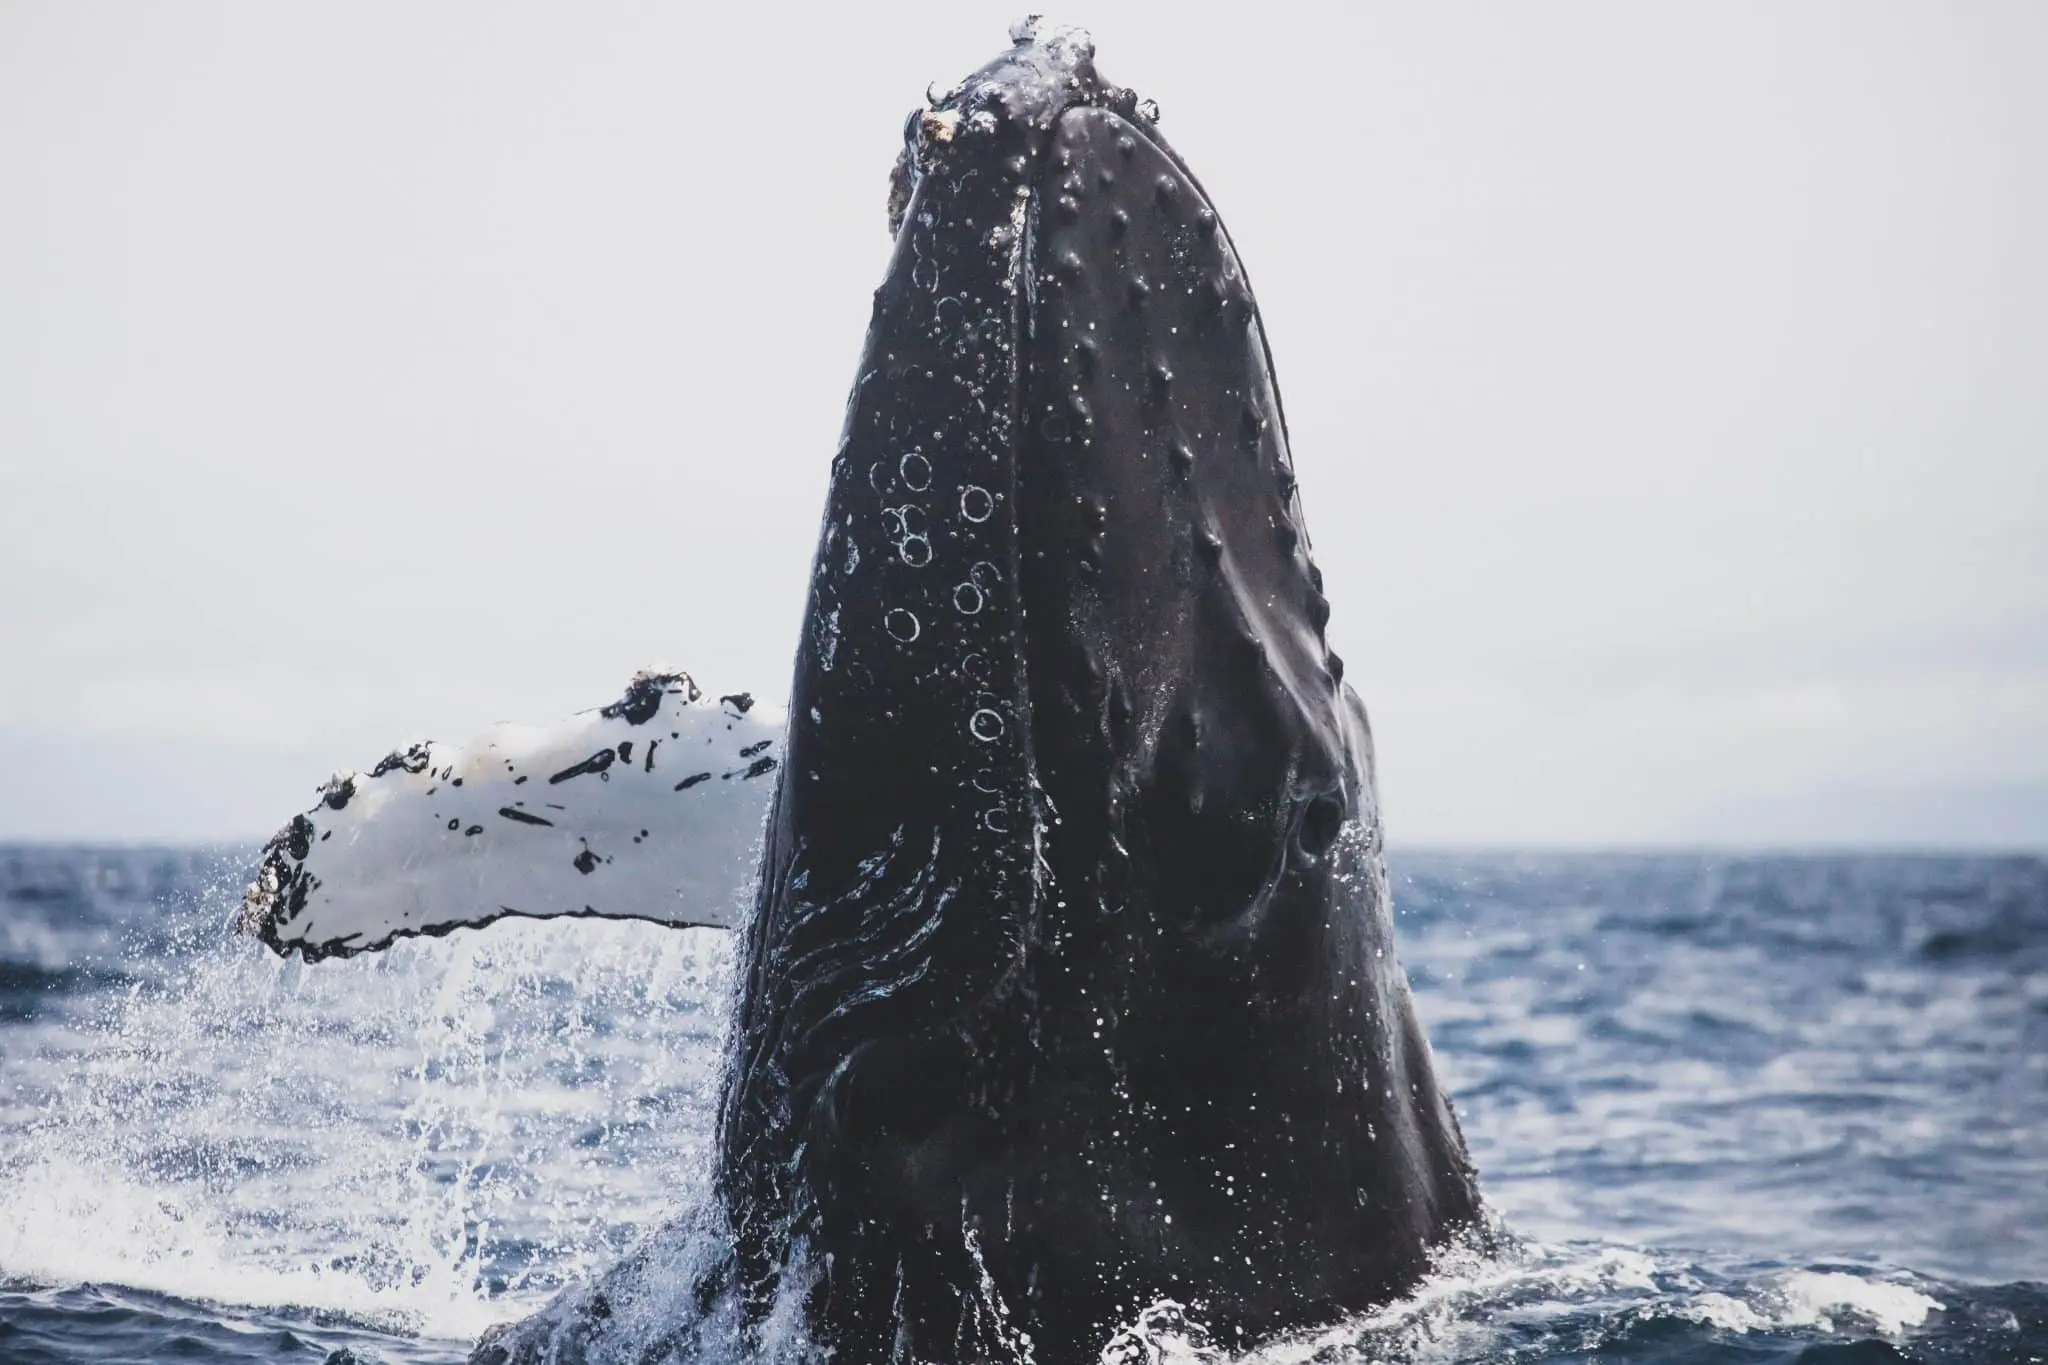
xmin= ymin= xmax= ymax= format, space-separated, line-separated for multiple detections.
xmin=238 ymin=19 xmax=1483 ymax=1363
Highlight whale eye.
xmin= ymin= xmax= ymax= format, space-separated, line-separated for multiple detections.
xmin=1299 ymin=791 xmax=1346 ymax=858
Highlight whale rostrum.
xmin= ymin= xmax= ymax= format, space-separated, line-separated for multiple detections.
xmin=241 ymin=21 xmax=1484 ymax=1363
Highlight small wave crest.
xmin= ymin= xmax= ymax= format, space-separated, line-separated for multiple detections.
xmin=1093 ymin=1233 xmax=1976 ymax=1365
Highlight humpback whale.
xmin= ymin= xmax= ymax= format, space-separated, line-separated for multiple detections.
xmin=715 ymin=24 xmax=1478 ymax=1360
xmin=241 ymin=20 xmax=1481 ymax=1362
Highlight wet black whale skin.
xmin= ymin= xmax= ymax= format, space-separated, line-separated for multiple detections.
xmin=718 ymin=33 xmax=1483 ymax=1364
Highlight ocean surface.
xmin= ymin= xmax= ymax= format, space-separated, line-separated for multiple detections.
xmin=0 ymin=845 xmax=2042 ymax=1364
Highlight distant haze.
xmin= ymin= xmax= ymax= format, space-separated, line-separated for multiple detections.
xmin=2 ymin=4 xmax=2043 ymax=847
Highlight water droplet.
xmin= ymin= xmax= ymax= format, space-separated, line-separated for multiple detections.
xmin=885 ymin=608 xmax=921 ymax=643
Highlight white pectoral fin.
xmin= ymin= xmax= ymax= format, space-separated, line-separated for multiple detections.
xmin=238 ymin=672 xmax=784 ymax=961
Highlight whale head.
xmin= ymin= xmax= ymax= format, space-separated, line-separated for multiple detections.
xmin=718 ymin=23 xmax=1479 ymax=1360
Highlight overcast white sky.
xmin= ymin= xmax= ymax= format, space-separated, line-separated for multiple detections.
xmin=2 ymin=3 xmax=2043 ymax=847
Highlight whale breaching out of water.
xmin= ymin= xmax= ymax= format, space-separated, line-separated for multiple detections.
xmin=241 ymin=20 xmax=1482 ymax=1362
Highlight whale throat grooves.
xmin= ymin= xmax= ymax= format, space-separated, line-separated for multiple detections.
xmin=715 ymin=39 xmax=1050 ymax=1359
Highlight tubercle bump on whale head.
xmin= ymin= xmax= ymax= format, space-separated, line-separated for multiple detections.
xmin=885 ymin=16 xmax=1161 ymax=237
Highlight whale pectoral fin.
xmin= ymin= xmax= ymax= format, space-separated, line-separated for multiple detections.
xmin=236 ymin=671 xmax=785 ymax=961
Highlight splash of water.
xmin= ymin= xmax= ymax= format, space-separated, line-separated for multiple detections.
xmin=0 ymin=865 xmax=732 ymax=1348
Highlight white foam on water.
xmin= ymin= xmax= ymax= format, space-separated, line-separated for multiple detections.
xmin=1110 ymin=1232 xmax=1662 ymax=1365
xmin=1202 ymin=1233 xmax=1947 ymax=1364
xmin=1675 ymin=1291 xmax=1775 ymax=1334
xmin=1772 ymin=1270 xmax=1944 ymax=1336
xmin=1665 ymin=1267 xmax=1943 ymax=1339
xmin=1245 ymin=1236 xmax=1646 ymax=1365
xmin=0 ymin=1153 xmax=508 ymax=1342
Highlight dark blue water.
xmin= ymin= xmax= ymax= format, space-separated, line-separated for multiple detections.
xmin=1 ymin=846 xmax=2042 ymax=1363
